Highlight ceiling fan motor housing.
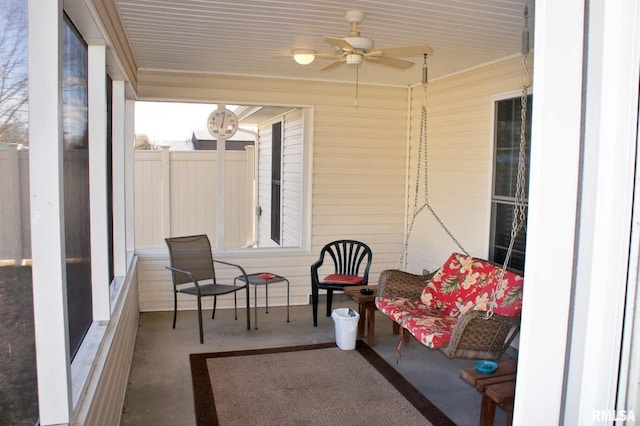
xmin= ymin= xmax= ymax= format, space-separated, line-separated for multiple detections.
xmin=344 ymin=37 xmax=374 ymax=52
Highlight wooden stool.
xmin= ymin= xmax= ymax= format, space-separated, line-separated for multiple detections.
xmin=481 ymin=381 xmax=515 ymax=426
xmin=460 ymin=360 xmax=517 ymax=425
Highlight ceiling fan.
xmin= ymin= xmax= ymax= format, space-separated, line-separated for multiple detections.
xmin=317 ymin=11 xmax=433 ymax=71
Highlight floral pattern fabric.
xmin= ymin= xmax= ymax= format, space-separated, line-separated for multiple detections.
xmin=375 ymin=296 xmax=457 ymax=349
xmin=420 ymin=253 xmax=523 ymax=317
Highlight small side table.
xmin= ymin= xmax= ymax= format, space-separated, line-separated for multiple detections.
xmin=235 ymin=273 xmax=290 ymax=329
xmin=343 ymin=285 xmax=378 ymax=346
xmin=460 ymin=360 xmax=517 ymax=425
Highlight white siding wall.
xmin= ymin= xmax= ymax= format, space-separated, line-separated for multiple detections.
xmin=257 ymin=118 xmax=276 ymax=248
xmin=135 ymin=72 xmax=409 ymax=311
xmin=256 ymin=109 xmax=303 ymax=248
xmin=225 ymin=148 xmax=253 ymax=248
xmin=404 ymin=56 xmax=533 ymax=273
xmin=72 ymin=259 xmax=139 ymax=425
xmin=135 ymin=57 xmax=531 ymax=311
xmin=281 ymin=110 xmax=303 ymax=247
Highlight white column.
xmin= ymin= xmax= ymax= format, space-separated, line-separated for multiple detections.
xmin=565 ymin=0 xmax=640 ymax=423
xmin=513 ymin=0 xmax=585 ymax=424
xmin=216 ymin=106 xmax=227 ymax=250
xmin=88 ymin=45 xmax=110 ymax=320
xmin=111 ymin=80 xmax=127 ymax=276
xmin=161 ymin=145 xmax=172 ymax=239
xmin=217 ymin=137 xmax=226 ymax=250
xmin=27 ymin=0 xmax=73 ymax=423
xmin=124 ymin=99 xmax=136 ymax=253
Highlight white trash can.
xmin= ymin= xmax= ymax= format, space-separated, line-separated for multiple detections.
xmin=331 ymin=308 xmax=360 ymax=350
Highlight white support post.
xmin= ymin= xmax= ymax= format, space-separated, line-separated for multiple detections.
xmin=27 ymin=0 xmax=73 ymax=423
xmin=111 ymin=80 xmax=127 ymax=277
xmin=513 ymin=0 xmax=585 ymax=424
xmin=216 ymin=106 xmax=227 ymax=251
xmin=88 ymin=45 xmax=110 ymax=320
xmin=124 ymin=99 xmax=136 ymax=253
xmin=245 ymin=145 xmax=255 ymax=244
xmin=161 ymin=145 xmax=172 ymax=239
xmin=216 ymin=139 xmax=226 ymax=250
xmin=564 ymin=0 xmax=640 ymax=423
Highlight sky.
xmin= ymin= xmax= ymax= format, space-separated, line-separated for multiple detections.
xmin=135 ymin=101 xmax=227 ymax=143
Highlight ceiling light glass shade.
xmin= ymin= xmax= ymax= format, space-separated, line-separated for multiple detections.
xmin=292 ymin=49 xmax=316 ymax=65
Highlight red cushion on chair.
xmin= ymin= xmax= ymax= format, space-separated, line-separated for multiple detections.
xmin=323 ymin=274 xmax=363 ymax=285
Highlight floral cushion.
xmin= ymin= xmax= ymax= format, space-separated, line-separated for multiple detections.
xmin=419 ymin=253 xmax=523 ymax=318
xmin=401 ymin=311 xmax=458 ymax=349
xmin=481 ymin=268 xmax=524 ymax=317
xmin=375 ymin=296 xmax=456 ymax=349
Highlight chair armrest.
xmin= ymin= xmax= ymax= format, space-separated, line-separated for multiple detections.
xmin=166 ymin=265 xmax=195 ymax=281
xmin=165 ymin=265 xmax=203 ymax=294
xmin=442 ymin=311 xmax=520 ymax=360
xmin=377 ymin=269 xmax=435 ymax=299
xmin=310 ymin=257 xmax=325 ymax=285
xmin=213 ymin=259 xmax=250 ymax=285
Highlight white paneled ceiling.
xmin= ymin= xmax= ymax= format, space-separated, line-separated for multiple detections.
xmin=115 ymin=0 xmax=534 ymax=86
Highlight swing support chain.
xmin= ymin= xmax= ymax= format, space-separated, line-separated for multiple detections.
xmin=485 ymin=5 xmax=530 ymax=319
xmin=398 ymin=54 xmax=469 ymax=269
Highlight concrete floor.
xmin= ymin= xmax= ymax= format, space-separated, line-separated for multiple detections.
xmin=121 ymin=296 xmax=509 ymax=425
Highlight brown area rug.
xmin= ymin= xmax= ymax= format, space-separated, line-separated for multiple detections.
xmin=190 ymin=340 xmax=455 ymax=426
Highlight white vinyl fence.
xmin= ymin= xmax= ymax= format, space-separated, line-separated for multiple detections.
xmin=1 ymin=145 xmax=93 ymax=263
xmin=134 ymin=147 xmax=255 ymax=249
xmin=0 ymin=145 xmax=255 ymax=263
xmin=0 ymin=145 xmax=30 ymax=263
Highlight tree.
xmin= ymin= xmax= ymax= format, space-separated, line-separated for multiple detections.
xmin=0 ymin=0 xmax=28 ymax=146
xmin=134 ymin=134 xmax=154 ymax=150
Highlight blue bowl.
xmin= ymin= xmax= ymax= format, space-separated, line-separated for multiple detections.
xmin=474 ymin=360 xmax=498 ymax=374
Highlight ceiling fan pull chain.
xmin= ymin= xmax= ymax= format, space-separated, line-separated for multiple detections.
xmin=355 ymin=65 xmax=359 ymax=107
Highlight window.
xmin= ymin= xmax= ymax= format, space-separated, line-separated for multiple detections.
xmin=63 ymin=15 xmax=93 ymax=358
xmin=134 ymin=102 xmax=308 ymax=250
xmin=270 ymin=121 xmax=282 ymax=244
xmin=489 ymin=94 xmax=532 ymax=272
xmin=106 ymin=74 xmax=114 ymax=282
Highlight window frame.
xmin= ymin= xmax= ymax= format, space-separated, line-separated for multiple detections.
xmin=62 ymin=13 xmax=93 ymax=360
xmin=488 ymin=91 xmax=532 ymax=273
xmin=270 ymin=119 xmax=283 ymax=245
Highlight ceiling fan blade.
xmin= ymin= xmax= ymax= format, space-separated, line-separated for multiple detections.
xmin=320 ymin=58 xmax=346 ymax=71
xmin=366 ymin=56 xmax=414 ymax=69
xmin=324 ymin=36 xmax=354 ymax=52
xmin=368 ymin=44 xmax=434 ymax=58
xmin=315 ymin=53 xmax=343 ymax=59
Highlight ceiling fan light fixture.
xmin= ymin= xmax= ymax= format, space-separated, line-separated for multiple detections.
xmin=292 ymin=49 xmax=316 ymax=65
xmin=346 ymin=54 xmax=362 ymax=65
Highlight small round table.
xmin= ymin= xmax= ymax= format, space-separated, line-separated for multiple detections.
xmin=235 ymin=273 xmax=290 ymax=329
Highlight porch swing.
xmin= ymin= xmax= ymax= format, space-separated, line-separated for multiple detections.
xmin=376 ymin=7 xmax=530 ymax=360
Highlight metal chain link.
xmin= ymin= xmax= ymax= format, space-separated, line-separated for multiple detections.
xmin=485 ymin=65 xmax=529 ymax=319
xmin=398 ymin=55 xmax=469 ymax=269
